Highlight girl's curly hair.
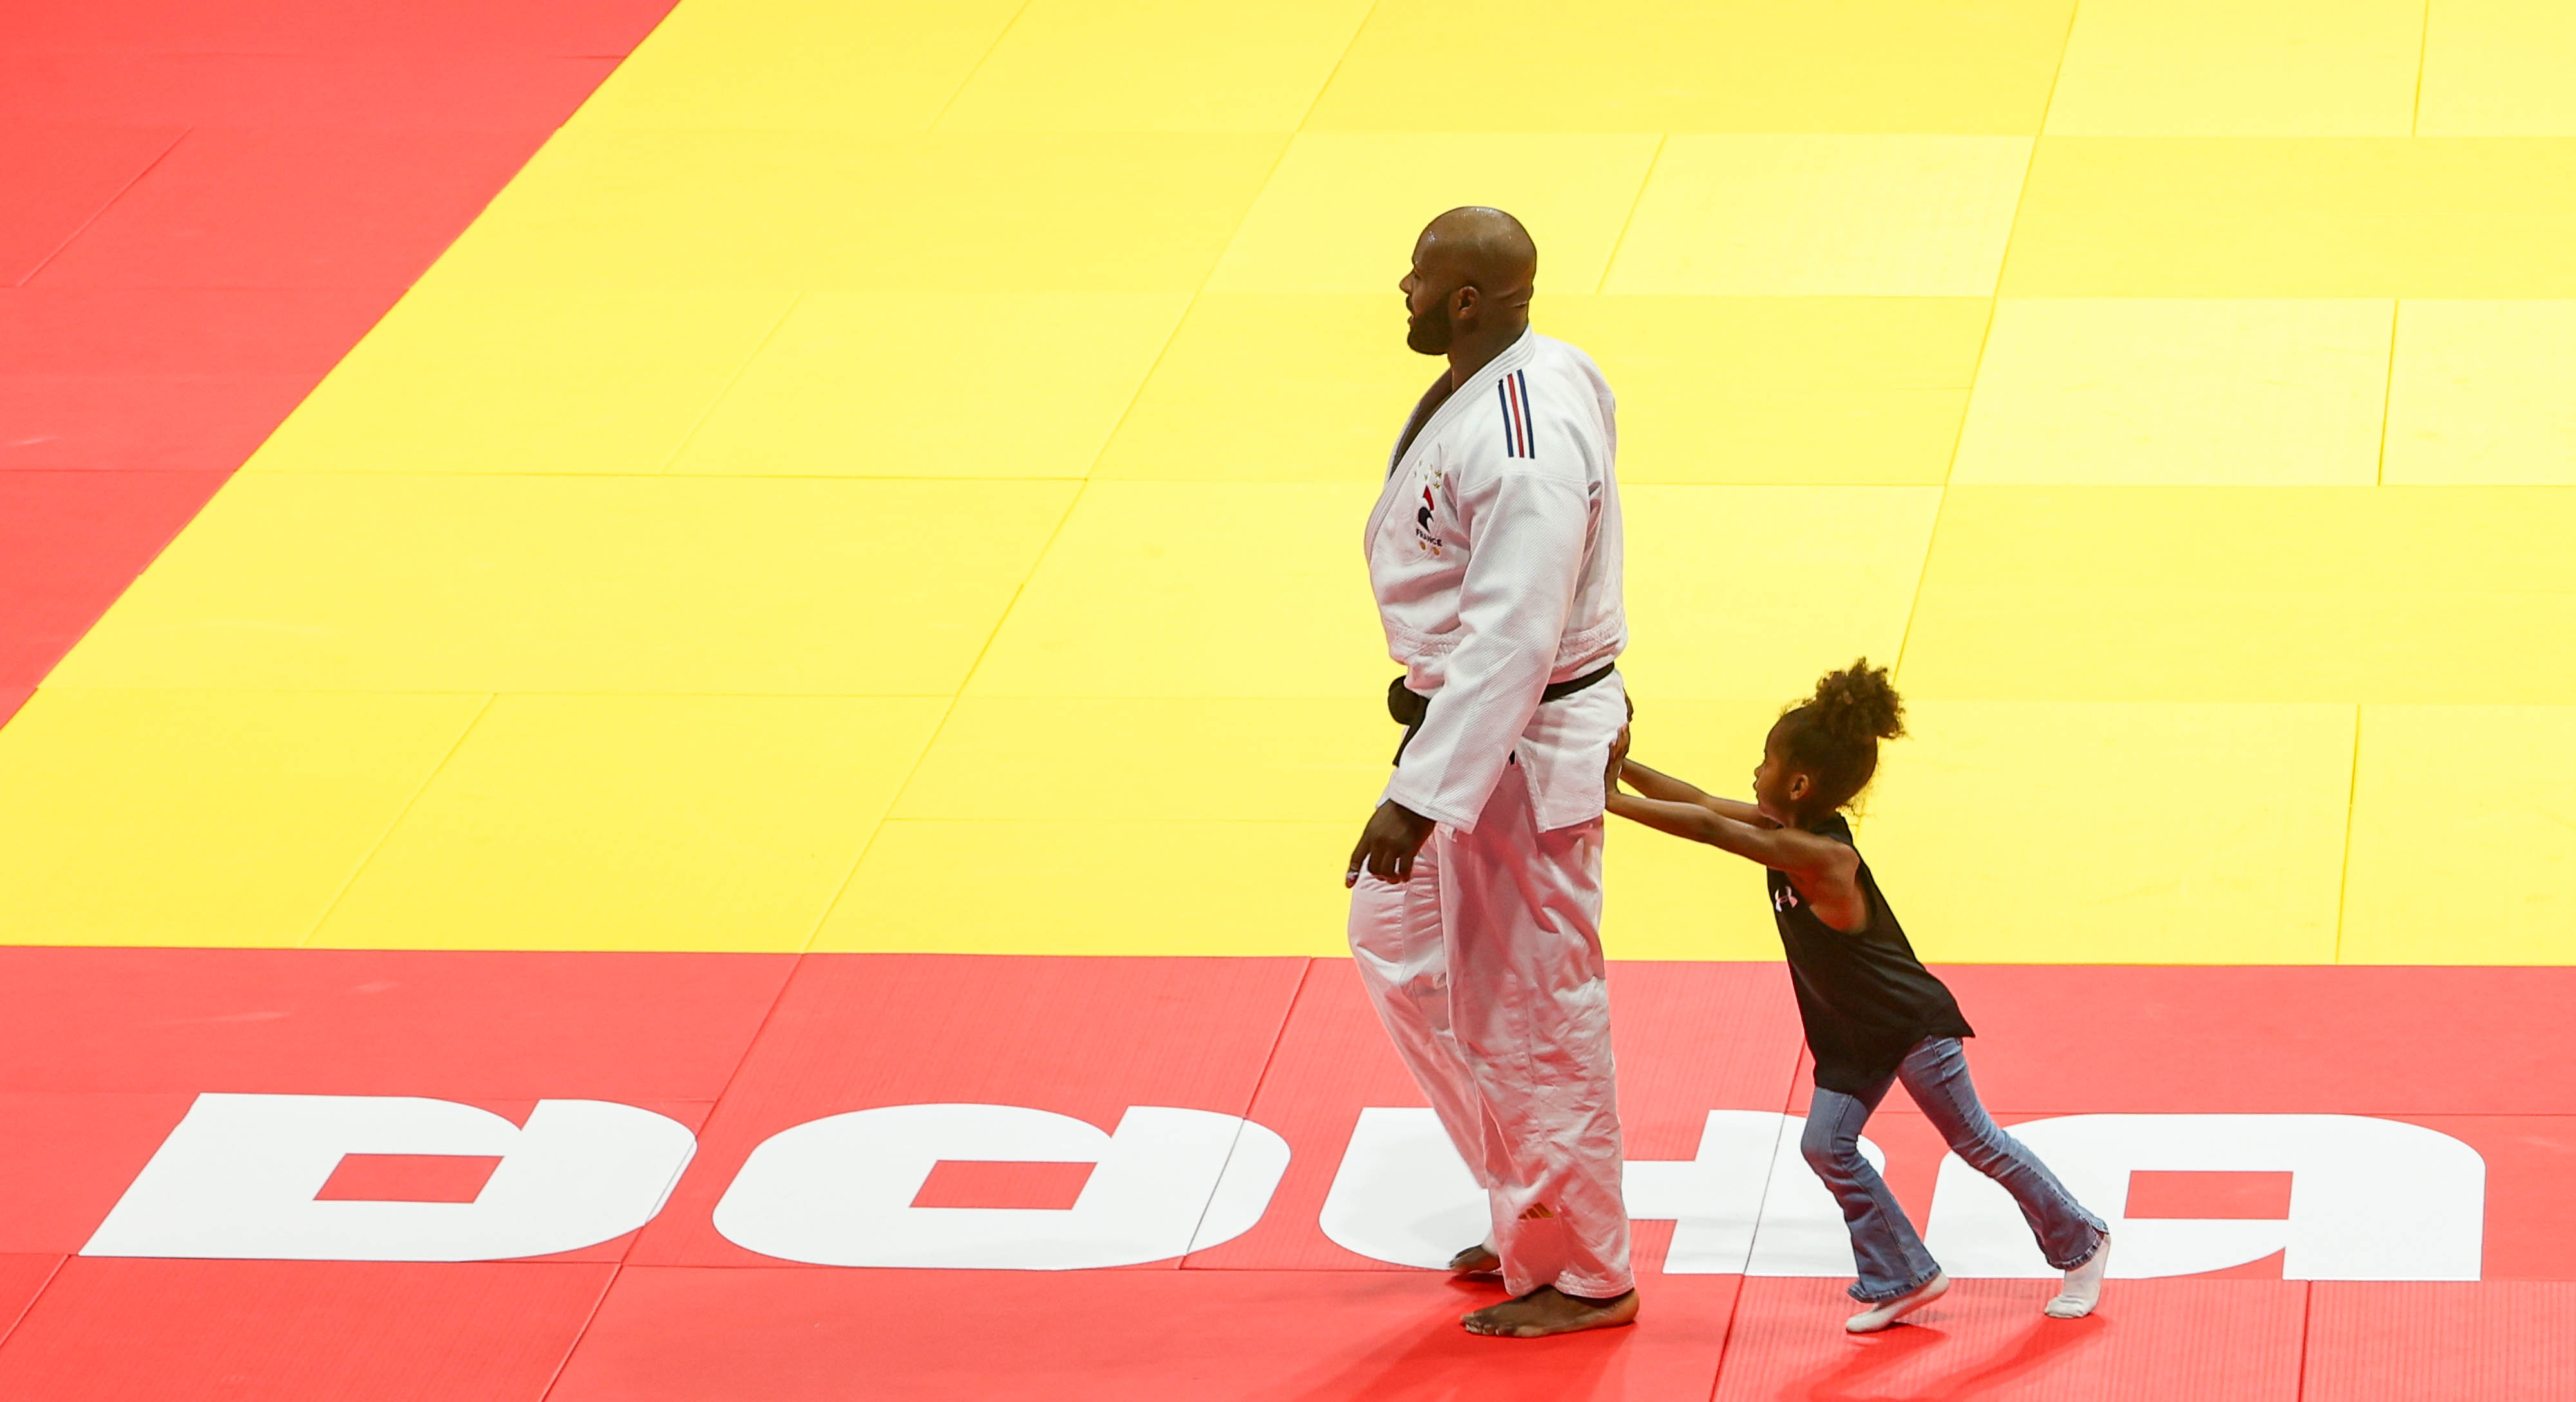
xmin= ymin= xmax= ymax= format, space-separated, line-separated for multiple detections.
xmin=1774 ymin=658 xmax=1905 ymax=813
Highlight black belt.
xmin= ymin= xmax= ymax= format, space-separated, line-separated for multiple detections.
xmin=1385 ymin=663 xmax=1616 ymax=764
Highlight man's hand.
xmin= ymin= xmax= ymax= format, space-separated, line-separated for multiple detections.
xmin=1346 ymin=800 xmax=1437 ymax=886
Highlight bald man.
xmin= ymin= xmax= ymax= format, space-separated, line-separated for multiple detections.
xmin=1345 ymin=207 xmax=1637 ymax=1338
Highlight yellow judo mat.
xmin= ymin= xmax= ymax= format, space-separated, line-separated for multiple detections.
xmin=6 ymin=0 xmax=2576 ymax=966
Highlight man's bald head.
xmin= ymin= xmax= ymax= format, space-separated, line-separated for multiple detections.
xmin=1401 ymin=207 xmax=1537 ymax=361
xmin=1417 ymin=207 xmax=1536 ymax=302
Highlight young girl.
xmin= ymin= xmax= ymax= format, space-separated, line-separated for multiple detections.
xmin=1606 ymin=659 xmax=2109 ymax=1333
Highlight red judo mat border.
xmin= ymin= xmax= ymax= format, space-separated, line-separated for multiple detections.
xmin=0 ymin=946 xmax=2562 ymax=1398
xmin=0 ymin=0 xmax=681 ymax=728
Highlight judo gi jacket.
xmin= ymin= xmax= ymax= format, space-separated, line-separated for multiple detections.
xmin=1364 ymin=328 xmax=1627 ymax=833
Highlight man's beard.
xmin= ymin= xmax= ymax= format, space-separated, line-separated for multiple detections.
xmin=1406 ymin=310 xmax=1450 ymax=355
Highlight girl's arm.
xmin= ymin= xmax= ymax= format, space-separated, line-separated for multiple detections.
xmin=1606 ymin=737 xmax=1868 ymax=930
xmin=1617 ymin=759 xmax=1765 ymax=826
xmin=1605 ymin=788 xmax=1854 ymax=883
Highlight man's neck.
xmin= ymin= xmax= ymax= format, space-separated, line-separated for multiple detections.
xmin=1445 ymin=319 xmax=1530 ymax=388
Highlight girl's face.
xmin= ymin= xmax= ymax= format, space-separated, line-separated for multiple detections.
xmin=1752 ymin=722 xmax=1810 ymax=826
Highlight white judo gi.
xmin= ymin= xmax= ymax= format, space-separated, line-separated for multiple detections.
xmin=1349 ymin=328 xmax=1633 ymax=1300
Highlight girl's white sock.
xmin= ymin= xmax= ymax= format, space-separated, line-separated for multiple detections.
xmin=2045 ymin=1233 xmax=2110 ymax=1319
xmin=1844 ymin=1272 xmax=1949 ymax=1334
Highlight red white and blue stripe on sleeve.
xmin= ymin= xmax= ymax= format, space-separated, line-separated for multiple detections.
xmin=1495 ymin=370 xmax=1536 ymax=459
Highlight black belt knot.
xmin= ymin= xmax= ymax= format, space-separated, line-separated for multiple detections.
xmin=1385 ymin=663 xmax=1615 ymax=764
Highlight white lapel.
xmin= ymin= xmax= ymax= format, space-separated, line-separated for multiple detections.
xmin=1365 ymin=330 xmax=1542 ymax=545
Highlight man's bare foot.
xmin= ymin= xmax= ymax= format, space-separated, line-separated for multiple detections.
xmin=1448 ymin=1244 xmax=1501 ymax=1276
xmin=1461 ymin=1286 xmax=1639 ymax=1338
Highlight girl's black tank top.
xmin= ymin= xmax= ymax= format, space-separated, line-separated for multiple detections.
xmin=1768 ymin=813 xmax=1974 ymax=1094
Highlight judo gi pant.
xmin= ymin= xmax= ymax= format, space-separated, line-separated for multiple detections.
xmin=1347 ymin=766 xmax=1634 ymax=1300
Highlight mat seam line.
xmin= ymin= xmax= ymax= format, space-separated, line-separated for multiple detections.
xmin=534 ymin=1260 xmax=624 ymax=1402
xmin=22 ymin=474 xmax=246 ymax=696
xmin=1895 ymin=0 xmax=2074 ymax=685
xmin=294 ymin=692 xmax=497 ymax=948
xmin=402 ymin=119 xmax=588 ymax=292
xmin=1730 ymin=1124 xmax=1796 ymax=1312
xmin=0 ymin=1255 xmax=71 ymax=1358
xmin=1593 ymin=134 xmax=1666 ymax=294
xmin=1293 ymin=0 xmax=1381 ymax=133
xmin=786 ymin=479 xmax=1086 ymax=954
xmin=645 ymin=971 xmax=805 ymax=1119
xmin=2292 ymin=1279 xmax=2315 ymax=1402
xmin=1887 ymin=379 xmax=1964 ymax=681
xmin=2410 ymin=0 xmax=2432 ymax=137
xmin=15 ymin=126 xmax=192 ymax=287
xmin=784 ymin=292 xmax=1215 ymax=950
xmin=927 ymin=0 xmax=1039 ymax=130
xmin=1177 ymin=957 xmax=1314 ymax=1267
xmin=1074 ymin=290 xmax=1215 ymax=480
xmin=2374 ymin=299 xmax=2400 ymax=487
xmin=616 ymin=923 xmax=820 ymax=1267
xmin=652 ymin=292 xmax=806 ymax=474
xmin=785 ymin=100 xmax=1314 ymax=952
xmin=2332 ymin=704 xmax=2363 ymax=965
xmin=1701 ymin=1269 xmax=1748 ymax=1402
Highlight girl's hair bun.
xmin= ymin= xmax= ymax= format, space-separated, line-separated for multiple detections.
xmin=1807 ymin=658 xmax=1905 ymax=746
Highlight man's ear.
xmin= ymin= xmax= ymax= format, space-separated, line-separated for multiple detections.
xmin=1451 ymin=282 xmax=1479 ymax=321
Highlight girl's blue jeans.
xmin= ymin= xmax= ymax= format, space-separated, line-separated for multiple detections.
xmin=1803 ymin=1036 xmax=2107 ymax=1303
